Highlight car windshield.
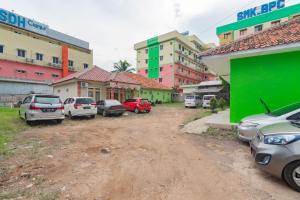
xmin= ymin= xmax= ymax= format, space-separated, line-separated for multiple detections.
xmin=76 ymin=98 xmax=94 ymax=104
xmin=270 ymin=102 xmax=300 ymax=117
xmin=203 ymin=96 xmax=214 ymax=100
xmin=140 ymin=99 xmax=149 ymax=103
xmin=34 ymin=96 xmax=61 ymax=104
xmin=186 ymin=96 xmax=195 ymax=100
xmin=106 ymin=100 xmax=121 ymax=106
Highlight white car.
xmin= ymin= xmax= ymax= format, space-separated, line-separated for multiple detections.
xmin=202 ymin=95 xmax=216 ymax=108
xmin=184 ymin=95 xmax=202 ymax=108
xmin=64 ymin=97 xmax=97 ymax=119
xmin=238 ymin=100 xmax=300 ymax=142
xmin=19 ymin=94 xmax=65 ymax=125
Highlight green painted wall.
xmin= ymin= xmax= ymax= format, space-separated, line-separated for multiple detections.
xmin=217 ymin=3 xmax=300 ymax=35
xmin=147 ymin=37 xmax=160 ymax=79
xmin=230 ymin=51 xmax=300 ymax=123
xmin=138 ymin=88 xmax=171 ymax=103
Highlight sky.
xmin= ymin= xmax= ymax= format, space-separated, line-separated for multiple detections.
xmin=1 ymin=0 xmax=299 ymax=71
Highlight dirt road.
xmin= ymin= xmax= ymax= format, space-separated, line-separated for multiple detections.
xmin=1 ymin=106 xmax=299 ymax=199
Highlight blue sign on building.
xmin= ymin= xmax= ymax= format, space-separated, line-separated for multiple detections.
xmin=0 ymin=8 xmax=48 ymax=35
xmin=237 ymin=0 xmax=285 ymax=21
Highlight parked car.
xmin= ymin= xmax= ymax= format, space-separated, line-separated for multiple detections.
xmin=202 ymin=95 xmax=216 ymax=108
xmin=251 ymin=121 xmax=300 ymax=192
xmin=123 ymin=98 xmax=151 ymax=114
xmin=238 ymin=100 xmax=300 ymax=142
xmin=19 ymin=94 xmax=65 ymax=125
xmin=64 ymin=97 xmax=97 ymax=119
xmin=184 ymin=95 xmax=202 ymax=108
xmin=97 ymin=99 xmax=126 ymax=117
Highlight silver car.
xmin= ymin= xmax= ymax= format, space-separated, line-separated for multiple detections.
xmin=238 ymin=100 xmax=300 ymax=142
xmin=250 ymin=121 xmax=300 ymax=192
xmin=19 ymin=94 xmax=65 ymax=125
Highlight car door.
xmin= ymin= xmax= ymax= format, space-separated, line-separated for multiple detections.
xmin=63 ymin=98 xmax=70 ymax=114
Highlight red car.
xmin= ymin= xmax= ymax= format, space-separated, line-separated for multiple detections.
xmin=123 ymin=98 xmax=151 ymax=114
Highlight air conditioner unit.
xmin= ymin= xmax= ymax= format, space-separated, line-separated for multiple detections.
xmin=81 ymin=82 xmax=88 ymax=88
xmin=25 ymin=58 xmax=34 ymax=63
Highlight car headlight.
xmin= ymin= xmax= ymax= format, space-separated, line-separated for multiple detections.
xmin=241 ymin=121 xmax=259 ymax=127
xmin=264 ymin=135 xmax=298 ymax=145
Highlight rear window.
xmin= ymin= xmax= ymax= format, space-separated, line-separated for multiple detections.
xmin=203 ymin=96 xmax=215 ymax=101
xmin=34 ymin=96 xmax=61 ymax=104
xmin=185 ymin=96 xmax=195 ymax=100
xmin=140 ymin=99 xmax=149 ymax=103
xmin=106 ymin=100 xmax=121 ymax=106
xmin=76 ymin=98 xmax=94 ymax=104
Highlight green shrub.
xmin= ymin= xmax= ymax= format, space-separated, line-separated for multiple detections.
xmin=210 ymin=97 xmax=218 ymax=113
xmin=218 ymin=98 xmax=226 ymax=110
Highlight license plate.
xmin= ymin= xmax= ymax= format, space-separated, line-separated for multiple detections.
xmin=84 ymin=106 xmax=91 ymax=109
xmin=42 ymin=108 xmax=56 ymax=112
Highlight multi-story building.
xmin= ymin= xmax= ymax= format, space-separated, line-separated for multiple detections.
xmin=0 ymin=8 xmax=93 ymax=104
xmin=134 ymin=31 xmax=215 ymax=91
xmin=217 ymin=2 xmax=300 ymax=45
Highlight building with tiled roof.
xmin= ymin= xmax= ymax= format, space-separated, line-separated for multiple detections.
xmin=201 ymin=16 xmax=300 ymax=123
xmin=124 ymin=73 xmax=172 ymax=103
xmin=52 ymin=66 xmax=141 ymax=102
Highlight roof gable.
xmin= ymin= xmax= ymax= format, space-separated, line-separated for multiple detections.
xmin=124 ymin=73 xmax=171 ymax=90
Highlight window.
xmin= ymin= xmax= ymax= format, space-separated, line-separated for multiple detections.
xmin=170 ymin=53 xmax=173 ymax=56
xmin=170 ymin=42 xmax=173 ymax=45
xmin=240 ymin=29 xmax=247 ymax=36
xmin=16 ymin=69 xmax=26 ymax=73
xmin=145 ymin=69 xmax=148 ymax=74
xmin=182 ymin=46 xmax=185 ymax=51
xmin=17 ymin=49 xmax=26 ymax=57
xmin=224 ymin=33 xmax=231 ymax=39
xmin=189 ymin=51 xmax=192 ymax=55
xmin=254 ymin=25 xmax=263 ymax=32
xmin=145 ymin=49 xmax=148 ymax=54
xmin=160 ymin=56 xmax=163 ymax=61
xmin=159 ymin=78 xmax=163 ymax=83
xmin=271 ymin=20 xmax=281 ymax=26
xmin=52 ymin=57 xmax=59 ymax=64
xmin=145 ymin=59 xmax=148 ymax=64
xmin=68 ymin=60 xmax=74 ymax=67
xmin=83 ymin=63 xmax=89 ymax=69
xmin=160 ymin=67 xmax=163 ymax=72
xmin=160 ymin=44 xmax=163 ymax=50
xmin=293 ymin=14 xmax=300 ymax=19
xmin=182 ymin=57 xmax=184 ymax=62
xmin=36 ymin=53 xmax=43 ymax=61
xmin=179 ymin=44 xmax=181 ymax=50
xmin=35 ymin=72 xmax=44 ymax=76
xmin=0 ymin=45 xmax=4 ymax=54
xmin=52 ymin=74 xmax=59 ymax=78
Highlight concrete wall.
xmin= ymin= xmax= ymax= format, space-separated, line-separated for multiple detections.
xmin=53 ymin=81 xmax=78 ymax=102
xmin=230 ymin=51 xmax=300 ymax=123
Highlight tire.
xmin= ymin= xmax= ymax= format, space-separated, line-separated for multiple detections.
xmin=283 ymin=160 xmax=300 ymax=192
xmin=90 ymin=115 xmax=96 ymax=119
xmin=56 ymin=119 xmax=63 ymax=124
xmin=25 ymin=114 xmax=33 ymax=126
xmin=102 ymin=110 xmax=107 ymax=117
xmin=134 ymin=108 xmax=139 ymax=114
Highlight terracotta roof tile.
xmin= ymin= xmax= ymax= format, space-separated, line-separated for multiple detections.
xmin=201 ymin=17 xmax=300 ymax=57
xmin=124 ymin=73 xmax=171 ymax=90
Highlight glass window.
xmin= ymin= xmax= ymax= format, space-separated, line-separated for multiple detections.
xmin=35 ymin=72 xmax=44 ymax=76
xmin=83 ymin=63 xmax=89 ymax=69
xmin=271 ymin=20 xmax=281 ymax=26
xmin=34 ymin=96 xmax=61 ymax=104
xmin=224 ymin=33 xmax=231 ymax=39
xmin=105 ymin=100 xmax=121 ymax=106
xmin=160 ymin=56 xmax=163 ymax=61
xmin=159 ymin=78 xmax=163 ymax=83
xmin=240 ymin=29 xmax=247 ymax=36
xmin=0 ymin=45 xmax=4 ymax=54
xmin=145 ymin=69 xmax=148 ymax=74
xmin=68 ymin=60 xmax=74 ymax=67
xmin=145 ymin=59 xmax=148 ymax=64
xmin=254 ymin=25 xmax=263 ymax=32
xmin=36 ymin=53 xmax=43 ymax=61
xmin=160 ymin=44 xmax=163 ymax=50
xmin=52 ymin=74 xmax=59 ymax=78
xmin=17 ymin=49 xmax=26 ymax=57
xmin=53 ymin=57 xmax=59 ymax=64
xmin=145 ymin=49 xmax=148 ymax=54
xmin=160 ymin=67 xmax=163 ymax=72
xmin=75 ymin=98 xmax=95 ymax=104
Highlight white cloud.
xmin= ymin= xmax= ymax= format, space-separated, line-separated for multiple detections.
xmin=1 ymin=0 xmax=300 ymax=71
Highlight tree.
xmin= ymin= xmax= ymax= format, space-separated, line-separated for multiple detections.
xmin=112 ymin=60 xmax=135 ymax=73
xmin=210 ymin=97 xmax=218 ymax=113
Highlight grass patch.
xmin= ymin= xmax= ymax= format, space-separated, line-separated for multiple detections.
xmin=159 ymin=102 xmax=184 ymax=108
xmin=0 ymin=107 xmax=28 ymax=155
xmin=202 ymin=127 xmax=238 ymax=140
xmin=183 ymin=109 xmax=212 ymax=125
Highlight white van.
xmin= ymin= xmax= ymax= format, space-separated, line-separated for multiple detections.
xmin=184 ymin=95 xmax=202 ymax=108
xmin=202 ymin=95 xmax=216 ymax=108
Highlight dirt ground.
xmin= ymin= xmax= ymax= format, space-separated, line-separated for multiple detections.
xmin=1 ymin=106 xmax=299 ymax=200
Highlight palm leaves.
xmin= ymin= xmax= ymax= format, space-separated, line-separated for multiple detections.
xmin=112 ymin=60 xmax=135 ymax=73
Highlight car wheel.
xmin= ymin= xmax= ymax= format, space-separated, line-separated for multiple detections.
xmin=134 ymin=108 xmax=139 ymax=114
xmin=102 ymin=111 xmax=107 ymax=117
xmin=56 ymin=119 xmax=63 ymax=124
xmin=25 ymin=114 xmax=33 ymax=126
xmin=283 ymin=160 xmax=300 ymax=192
xmin=90 ymin=115 xmax=96 ymax=119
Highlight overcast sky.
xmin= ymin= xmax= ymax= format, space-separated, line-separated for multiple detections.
xmin=1 ymin=0 xmax=299 ymax=71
